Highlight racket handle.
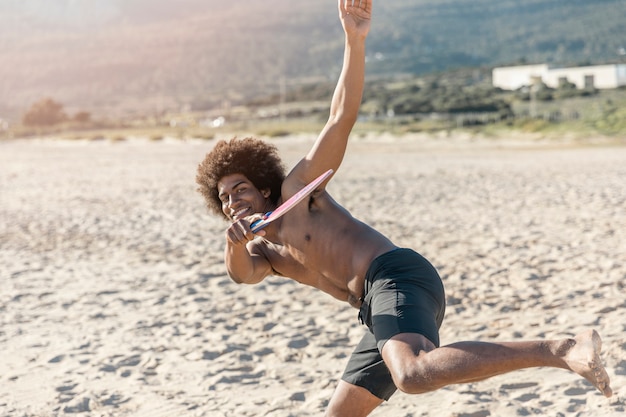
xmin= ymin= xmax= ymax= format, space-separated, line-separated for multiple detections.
xmin=250 ymin=220 xmax=265 ymax=233
xmin=250 ymin=212 xmax=272 ymax=233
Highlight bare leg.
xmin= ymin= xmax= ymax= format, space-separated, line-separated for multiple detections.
xmin=325 ymin=380 xmax=383 ymax=417
xmin=381 ymin=329 xmax=612 ymax=397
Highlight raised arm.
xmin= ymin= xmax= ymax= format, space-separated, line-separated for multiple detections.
xmin=287 ymin=0 xmax=372 ymax=191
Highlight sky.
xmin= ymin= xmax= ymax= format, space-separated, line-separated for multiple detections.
xmin=0 ymin=0 xmax=286 ymax=117
xmin=0 ymin=0 xmax=230 ymax=37
xmin=0 ymin=1 xmax=119 ymax=33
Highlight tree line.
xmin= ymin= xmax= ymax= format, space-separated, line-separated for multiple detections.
xmin=249 ymin=69 xmax=601 ymax=121
xmin=21 ymin=98 xmax=91 ymax=127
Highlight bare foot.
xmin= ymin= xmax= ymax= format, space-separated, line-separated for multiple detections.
xmin=562 ymin=329 xmax=612 ymax=397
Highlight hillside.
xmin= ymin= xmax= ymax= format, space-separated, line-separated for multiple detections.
xmin=1 ymin=0 xmax=625 ymax=120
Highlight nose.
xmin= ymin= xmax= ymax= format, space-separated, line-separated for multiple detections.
xmin=227 ymin=193 xmax=241 ymax=209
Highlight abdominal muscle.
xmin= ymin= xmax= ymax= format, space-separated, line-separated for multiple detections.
xmin=258 ymin=193 xmax=397 ymax=308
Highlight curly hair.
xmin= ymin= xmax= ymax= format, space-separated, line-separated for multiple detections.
xmin=196 ymin=137 xmax=286 ymax=219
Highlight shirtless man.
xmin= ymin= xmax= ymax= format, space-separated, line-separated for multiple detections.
xmin=196 ymin=1 xmax=612 ymax=415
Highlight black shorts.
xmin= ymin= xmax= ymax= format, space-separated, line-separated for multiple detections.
xmin=341 ymin=248 xmax=446 ymax=400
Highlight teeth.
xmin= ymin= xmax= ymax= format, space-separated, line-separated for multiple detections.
xmin=233 ymin=208 xmax=248 ymax=218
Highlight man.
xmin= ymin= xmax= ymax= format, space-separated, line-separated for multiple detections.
xmin=196 ymin=1 xmax=612 ymax=415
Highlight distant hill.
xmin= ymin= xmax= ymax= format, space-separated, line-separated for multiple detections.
xmin=1 ymin=0 xmax=625 ymax=119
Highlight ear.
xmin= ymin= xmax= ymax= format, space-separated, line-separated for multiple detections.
xmin=261 ymin=189 xmax=271 ymax=198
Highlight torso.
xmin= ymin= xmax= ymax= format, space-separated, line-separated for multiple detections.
xmin=251 ymin=189 xmax=397 ymax=308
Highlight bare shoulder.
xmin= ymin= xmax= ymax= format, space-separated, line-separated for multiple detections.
xmin=281 ymin=171 xmax=333 ymax=209
xmin=280 ymin=170 xmax=309 ymax=201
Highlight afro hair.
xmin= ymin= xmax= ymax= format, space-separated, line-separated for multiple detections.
xmin=196 ymin=137 xmax=286 ymax=219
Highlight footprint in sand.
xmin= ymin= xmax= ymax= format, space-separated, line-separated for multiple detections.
xmin=500 ymin=382 xmax=539 ymax=390
xmin=564 ymin=387 xmax=591 ymax=396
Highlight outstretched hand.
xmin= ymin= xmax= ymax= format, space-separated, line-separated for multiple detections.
xmin=338 ymin=0 xmax=372 ymax=38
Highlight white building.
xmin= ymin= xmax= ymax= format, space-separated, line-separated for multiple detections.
xmin=493 ymin=63 xmax=626 ymax=90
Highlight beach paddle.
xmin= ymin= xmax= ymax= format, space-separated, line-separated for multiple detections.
xmin=250 ymin=169 xmax=334 ymax=233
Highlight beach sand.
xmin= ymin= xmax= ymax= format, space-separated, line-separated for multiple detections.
xmin=1 ymin=134 xmax=624 ymax=416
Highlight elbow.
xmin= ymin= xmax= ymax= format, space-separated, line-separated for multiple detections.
xmin=228 ymin=271 xmax=248 ymax=284
xmin=228 ymin=271 xmax=262 ymax=285
xmin=229 ymin=274 xmax=244 ymax=284
xmin=327 ymin=112 xmax=358 ymax=131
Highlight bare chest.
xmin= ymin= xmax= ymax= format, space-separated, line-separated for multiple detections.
xmin=264 ymin=241 xmax=321 ymax=283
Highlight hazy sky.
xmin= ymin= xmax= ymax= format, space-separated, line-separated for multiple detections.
xmin=0 ymin=0 xmax=283 ymax=115
xmin=0 ymin=1 xmax=119 ymax=31
xmin=0 ymin=0 xmax=224 ymax=35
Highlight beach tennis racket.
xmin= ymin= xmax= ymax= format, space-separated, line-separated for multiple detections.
xmin=250 ymin=169 xmax=334 ymax=233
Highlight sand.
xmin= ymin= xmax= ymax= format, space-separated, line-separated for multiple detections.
xmin=1 ymin=134 xmax=624 ymax=416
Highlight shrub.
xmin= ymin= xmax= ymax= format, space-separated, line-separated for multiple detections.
xmin=22 ymin=98 xmax=67 ymax=127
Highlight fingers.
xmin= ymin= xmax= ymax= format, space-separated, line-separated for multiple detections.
xmin=225 ymin=218 xmax=265 ymax=245
xmin=339 ymin=0 xmax=372 ymax=24
xmin=226 ymin=221 xmax=253 ymax=245
xmin=340 ymin=0 xmax=371 ymax=13
xmin=338 ymin=0 xmax=348 ymax=17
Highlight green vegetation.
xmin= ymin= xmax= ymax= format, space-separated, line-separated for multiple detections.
xmin=4 ymin=69 xmax=625 ymax=143
xmin=192 ymin=0 xmax=626 ymax=103
xmin=2 ymin=0 xmax=625 ymax=118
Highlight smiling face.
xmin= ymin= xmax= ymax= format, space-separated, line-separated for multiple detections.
xmin=218 ymin=173 xmax=273 ymax=221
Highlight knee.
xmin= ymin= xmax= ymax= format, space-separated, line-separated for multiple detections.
xmin=391 ymin=363 xmax=442 ymax=394
xmin=382 ymin=334 xmax=442 ymax=394
xmin=394 ymin=375 xmax=439 ymax=395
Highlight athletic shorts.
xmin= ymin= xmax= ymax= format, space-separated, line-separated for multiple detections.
xmin=341 ymin=248 xmax=446 ymax=400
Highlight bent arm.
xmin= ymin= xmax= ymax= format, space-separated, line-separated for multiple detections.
xmin=224 ymin=237 xmax=272 ymax=285
xmin=288 ymin=0 xmax=371 ymax=189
